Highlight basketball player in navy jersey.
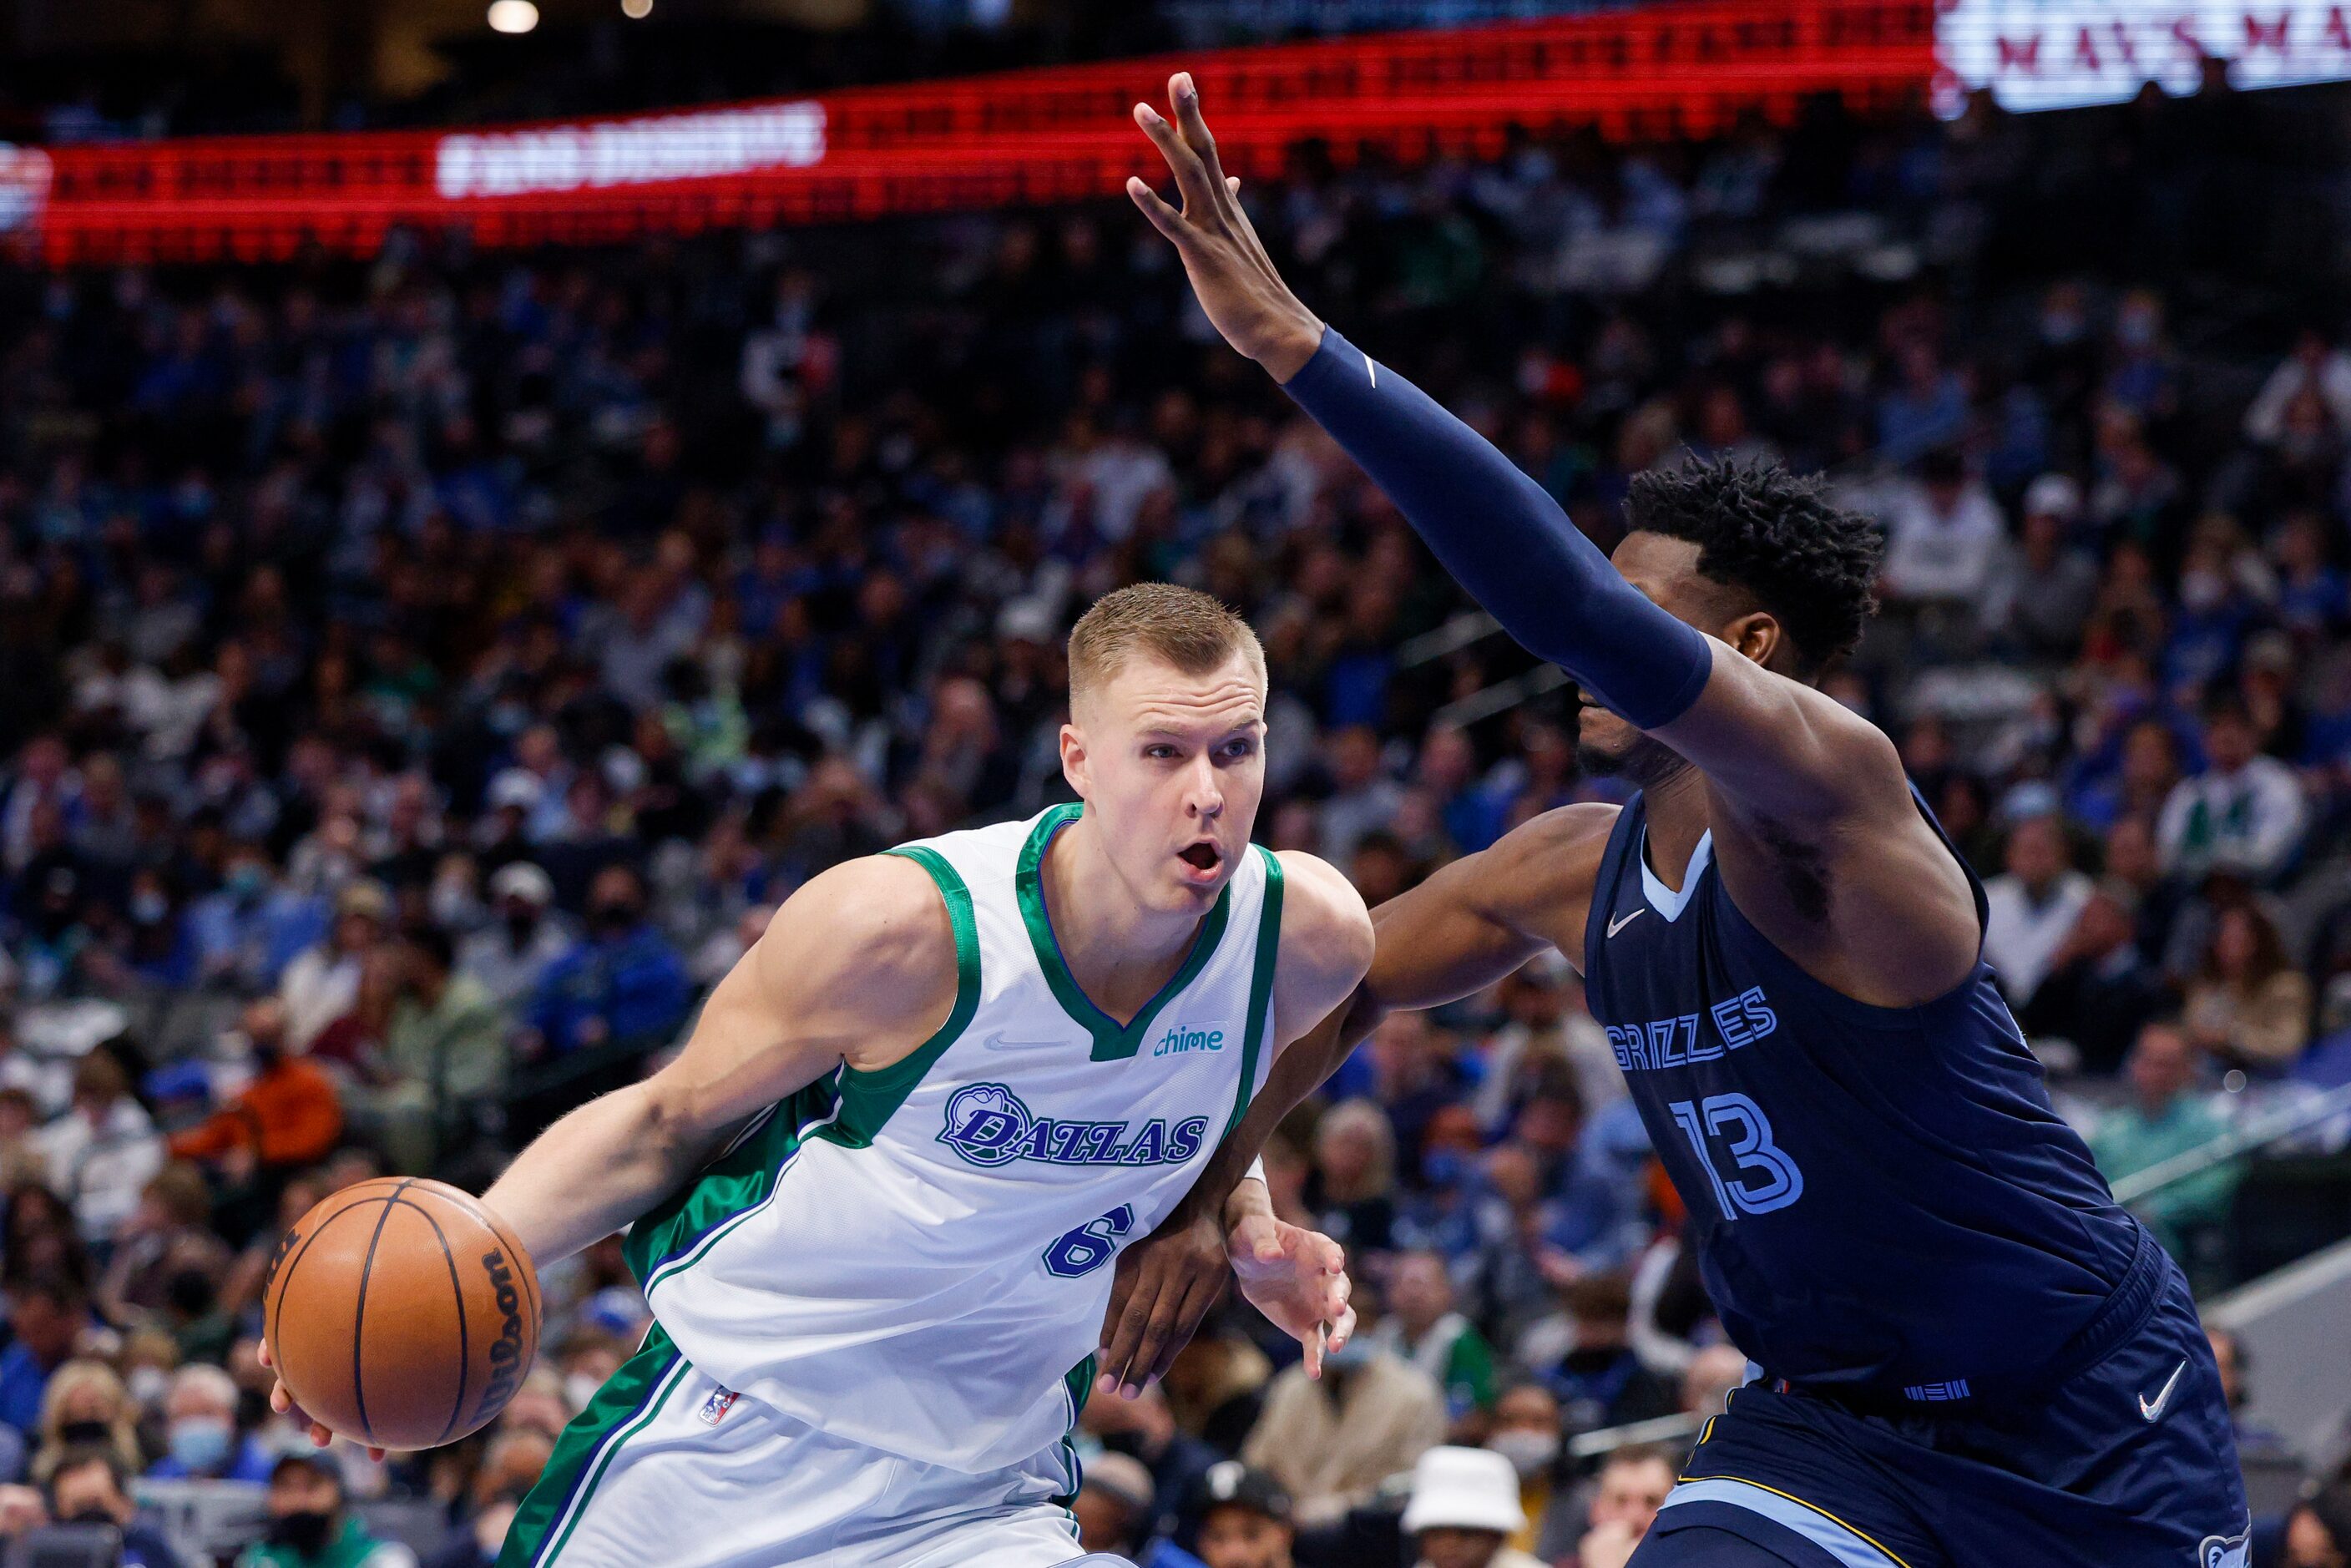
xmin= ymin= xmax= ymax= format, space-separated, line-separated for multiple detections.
xmin=1114 ymin=74 xmax=2248 ymax=1568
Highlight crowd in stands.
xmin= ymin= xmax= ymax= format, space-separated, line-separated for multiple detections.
xmin=0 ymin=64 xmax=2348 ymax=1568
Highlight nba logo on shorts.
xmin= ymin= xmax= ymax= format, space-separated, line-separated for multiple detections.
xmin=698 ymin=1387 xmax=740 ymax=1426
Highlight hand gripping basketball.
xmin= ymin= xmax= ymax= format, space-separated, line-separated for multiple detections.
xmin=262 ymin=1177 xmax=544 ymax=1454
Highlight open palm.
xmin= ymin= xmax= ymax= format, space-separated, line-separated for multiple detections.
xmin=1228 ymin=1211 xmax=1356 ymax=1376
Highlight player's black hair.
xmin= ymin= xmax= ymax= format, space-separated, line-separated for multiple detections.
xmin=1625 ymin=458 xmax=1884 ymax=676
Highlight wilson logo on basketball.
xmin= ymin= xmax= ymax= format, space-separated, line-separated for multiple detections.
xmin=479 ymin=1248 xmax=528 ymax=1415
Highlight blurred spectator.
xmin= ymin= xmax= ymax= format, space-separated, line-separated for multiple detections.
xmin=1982 ymin=812 xmax=2093 ymax=1010
xmin=1677 ymin=1343 xmax=1750 ymax=1421
xmin=281 ymin=883 xmax=391 ymax=1053
xmin=1241 ymin=1291 xmax=1446 ymax=1527
xmin=169 ymin=999 xmax=344 ymax=1182
xmin=96 ymin=1164 xmax=232 ymax=1328
xmin=1193 ymin=1461 xmax=1295 ymax=1568
xmin=28 ymin=1360 xmax=141 ymax=1487
xmin=1881 ymin=448 xmax=2005 ymax=610
xmin=1398 ymin=1445 xmax=1545 ymax=1568
xmin=2020 ymin=882 xmax=2173 ymax=1076
xmin=455 ymin=864 xmax=573 ymax=1014
xmin=1080 ymin=1382 xmax=1220 ymax=1551
xmin=1306 ymin=1100 xmax=1398 ymax=1256
xmin=2280 ymin=1486 xmax=2351 ymax=1568
xmin=45 ymin=1443 xmax=185 ymax=1567
xmin=2157 ymin=702 xmax=2306 ymax=882
xmin=1074 ymin=1449 xmax=1156 ymax=1559
xmin=2087 ymin=1022 xmax=2236 ymax=1260
xmin=0 ymin=1274 xmax=93 ymax=1439
xmin=425 ymin=1429 xmax=552 ymax=1568
xmin=2182 ymin=903 xmax=2312 ymax=1072
xmin=350 ymin=928 xmax=509 ymax=1172
xmin=521 ymin=866 xmax=690 ymax=1058
xmin=2202 ymin=1324 xmax=2290 ymax=1464
xmin=1568 ymin=1444 xmax=1676 ymax=1568
xmin=1469 ymin=958 xmax=1619 ymax=1136
xmin=1373 ymin=1250 xmax=1498 ymax=1429
xmin=29 ymin=1051 xmax=164 ymax=1244
xmin=1520 ymin=1273 xmax=1679 ymax=1437
xmin=1481 ymin=1383 xmax=1575 ymax=1559
xmin=145 ymin=1363 xmax=273 ymax=1483
xmin=238 ymin=1453 xmax=418 ymax=1568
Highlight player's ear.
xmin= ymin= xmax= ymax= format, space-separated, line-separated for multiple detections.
xmin=1722 ymin=610 xmax=1783 ymax=669
xmin=1059 ymin=721 xmax=1091 ymax=800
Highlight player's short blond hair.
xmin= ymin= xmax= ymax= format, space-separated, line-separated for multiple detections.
xmin=1067 ymin=583 xmax=1267 ymax=716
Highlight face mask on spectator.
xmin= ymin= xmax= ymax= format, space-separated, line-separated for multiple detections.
xmin=130 ymin=890 xmax=169 ymax=924
xmin=590 ymin=900 xmax=640 ymax=937
xmin=225 ymin=864 xmax=266 ymax=901
xmin=169 ymin=1415 xmax=234 ymax=1473
xmin=1423 ymin=1148 xmax=1468 ymax=1187
xmin=58 ymin=1419 xmax=111 ymax=1446
xmin=564 ymin=1373 xmax=601 ymax=1413
xmin=1489 ymin=1429 xmax=1559 ymax=1478
xmin=1322 ymin=1334 xmax=1373 ymax=1372
xmin=66 ymin=1509 xmax=118 ymax=1529
xmin=268 ymin=1510 xmax=336 ymax=1555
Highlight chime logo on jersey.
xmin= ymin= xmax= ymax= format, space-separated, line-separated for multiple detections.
xmin=938 ymin=1081 xmax=1210 ymax=1169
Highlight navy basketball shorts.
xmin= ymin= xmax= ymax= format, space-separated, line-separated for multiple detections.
xmin=1633 ymin=1263 xmax=2248 ymax=1568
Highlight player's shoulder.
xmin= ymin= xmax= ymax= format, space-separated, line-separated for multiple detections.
xmin=1269 ymin=848 xmax=1375 ymax=997
xmin=756 ymin=852 xmax=967 ymax=1018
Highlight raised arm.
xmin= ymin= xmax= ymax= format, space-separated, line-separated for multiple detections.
xmin=1129 ymin=73 xmax=1977 ymax=1002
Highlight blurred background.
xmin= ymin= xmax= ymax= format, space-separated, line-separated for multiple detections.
xmin=0 ymin=1 xmax=2349 ymax=1565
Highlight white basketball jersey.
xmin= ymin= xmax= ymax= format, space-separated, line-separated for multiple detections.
xmin=622 ymin=804 xmax=1284 ymax=1473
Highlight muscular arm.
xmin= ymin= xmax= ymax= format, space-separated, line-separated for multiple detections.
xmin=482 ymin=854 xmax=958 ymax=1268
xmin=1129 ymin=73 xmax=1978 ymax=1006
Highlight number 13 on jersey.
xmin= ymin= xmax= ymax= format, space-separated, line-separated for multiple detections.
xmin=1668 ymin=1093 xmax=1805 ymax=1218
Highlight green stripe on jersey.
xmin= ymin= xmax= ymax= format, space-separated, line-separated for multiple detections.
xmin=1015 ymin=804 xmax=1235 ymax=1061
xmin=626 ymin=845 xmax=981 ymax=1296
xmin=498 ymin=1323 xmax=685 ymax=1568
xmin=1222 ymin=845 xmax=1285 ymax=1142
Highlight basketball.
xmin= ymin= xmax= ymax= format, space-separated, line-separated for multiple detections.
xmin=264 ymin=1177 xmax=542 ymax=1452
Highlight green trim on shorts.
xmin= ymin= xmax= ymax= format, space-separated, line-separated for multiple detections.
xmin=624 ymin=845 xmax=981 ymax=1297
xmin=498 ymin=1323 xmax=687 ymax=1568
xmin=1221 ymin=845 xmax=1285 ymax=1143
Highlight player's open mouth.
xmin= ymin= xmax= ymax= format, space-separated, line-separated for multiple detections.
xmin=1177 ymin=842 xmax=1222 ymax=876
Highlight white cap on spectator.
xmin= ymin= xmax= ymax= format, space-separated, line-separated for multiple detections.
xmin=997 ymin=598 xmax=1056 ymax=645
xmin=489 ymin=862 xmax=555 ymax=907
xmin=2024 ymin=473 xmax=2081 ymax=521
xmin=488 ymin=769 xmax=545 ymax=812
xmin=1399 ymin=1446 xmax=1526 ymax=1535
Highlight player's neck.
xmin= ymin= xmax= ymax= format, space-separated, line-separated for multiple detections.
xmin=1643 ymin=767 xmax=1711 ymax=893
xmin=1041 ymin=812 xmax=1212 ymax=1023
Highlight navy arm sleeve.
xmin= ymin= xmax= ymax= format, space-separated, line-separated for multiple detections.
xmin=1283 ymin=326 xmax=1714 ymax=730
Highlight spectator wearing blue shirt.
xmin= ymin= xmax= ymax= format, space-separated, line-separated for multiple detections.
xmin=144 ymin=1364 xmax=275 ymax=1484
xmin=0 ymin=1275 xmax=88 ymax=1441
xmin=523 ymin=865 xmax=690 ymax=1057
xmin=186 ymin=842 xmax=328 ymax=991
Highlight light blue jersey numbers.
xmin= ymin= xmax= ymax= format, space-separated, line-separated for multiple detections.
xmin=1667 ymin=1092 xmax=1805 ymax=1219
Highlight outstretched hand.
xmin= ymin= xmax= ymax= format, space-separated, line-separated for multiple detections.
xmin=1095 ymin=1200 xmax=1353 ymax=1400
xmin=1127 ymin=73 xmax=1324 ymax=382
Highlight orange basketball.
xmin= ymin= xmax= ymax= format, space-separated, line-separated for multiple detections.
xmin=263 ymin=1177 xmax=543 ymax=1451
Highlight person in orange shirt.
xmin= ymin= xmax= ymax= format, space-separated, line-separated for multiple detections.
xmin=169 ymin=998 xmax=342 ymax=1181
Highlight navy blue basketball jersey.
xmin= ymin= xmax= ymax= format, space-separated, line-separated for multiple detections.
xmin=1581 ymin=791 xmax=2146 ymax=1402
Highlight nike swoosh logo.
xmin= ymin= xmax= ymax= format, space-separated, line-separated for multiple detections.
xmin=2139 ymin=1358 xmax=2188 ymax=1421
xmin=1607 ymin=908 xmax=1647 ymax=938
xmin=979 ymin=1034 xmax=1064 ymax=1053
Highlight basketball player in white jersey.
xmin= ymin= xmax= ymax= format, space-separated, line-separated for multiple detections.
xmin=264 ymin=583 xmax=1373 ymax=1568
